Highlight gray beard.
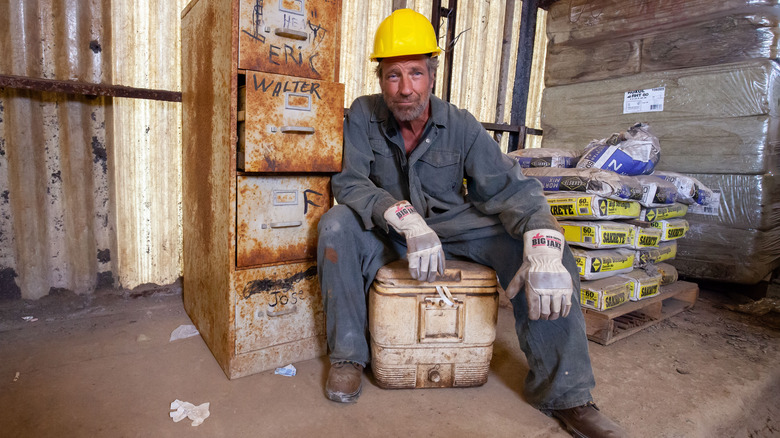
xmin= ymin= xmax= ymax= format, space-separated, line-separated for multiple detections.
xmin=385 ymin=88 xmax=431 ymax=122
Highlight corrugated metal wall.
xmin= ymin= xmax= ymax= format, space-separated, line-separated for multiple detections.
xmin=0 ymin=0 xmax=185 ymax=299
xmin=0 ymin=0 xmax=546 ymax=300
xmin=0 ymin=0 xmax=114 ymax=299
xmin=110 ymin=0 xmax=187 ymax=290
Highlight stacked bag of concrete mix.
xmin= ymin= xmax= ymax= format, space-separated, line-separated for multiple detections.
xmin=517 ymin=126 xmax=701 ymax=311
xmin=539 ymin=0 xmax=780 ymax=285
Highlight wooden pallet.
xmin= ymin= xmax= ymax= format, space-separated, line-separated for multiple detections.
xmin=582 ymin=280 xmax=699 ymax=345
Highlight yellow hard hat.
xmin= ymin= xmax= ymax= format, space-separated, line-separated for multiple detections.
xmin=370 ymin=9 xmax=442 ymax=61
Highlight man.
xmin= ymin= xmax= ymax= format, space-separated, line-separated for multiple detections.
xmin=316 ymin=8 xmax=627 ymax=438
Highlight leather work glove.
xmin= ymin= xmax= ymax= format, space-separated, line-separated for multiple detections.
xmin=506 ymin=229 xmax=573 ymax=320
xmin=384 ymin=201 xmax=446 ymax=282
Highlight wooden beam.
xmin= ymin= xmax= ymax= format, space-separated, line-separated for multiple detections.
xmin=0 ymin=74 xmax=182 ymax=102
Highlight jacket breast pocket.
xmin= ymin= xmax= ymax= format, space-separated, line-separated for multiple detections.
xmin=417 ymin=150 xmax=462 ymax=196
xmin=369 ymin=139 xmax=402 ymax=190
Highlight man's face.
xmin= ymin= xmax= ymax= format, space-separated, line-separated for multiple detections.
xmin=379 ymin=55 xmax=434 ymax=123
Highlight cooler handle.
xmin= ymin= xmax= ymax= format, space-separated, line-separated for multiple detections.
xmin=437 ymin=269 xmax=462 ymax=283
xmin=435 ymin=286 xmax=455 ymax=307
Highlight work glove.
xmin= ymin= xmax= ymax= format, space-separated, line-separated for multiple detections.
xmin=384 ymin=201 xmax=445 ymax=282
xmin=506 ymin=229 xmax=573 ymax=321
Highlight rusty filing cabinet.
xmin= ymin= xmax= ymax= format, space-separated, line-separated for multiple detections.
xmin=182 ymin=0 xmax=342 ymax=379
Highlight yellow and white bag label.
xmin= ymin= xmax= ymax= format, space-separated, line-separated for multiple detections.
xmin=635 ymin=241 xmax=678 ymax=267
xmin=639 ymin=203 xmax=688 ymax=221
xmin=580 ymin=276 xmax=632 ymax=311
xmin=560 ymin=221 xmax=634 ymax=249
xmin=571 ymin=247 xmax=635 ymax=280
xmin=628 ymin=223 xmax=662 ymax=249
xmin=651 ymin=218 xmax=689 ymax=241
xmin=619 ymin=269 xmax=662 ymax=301
xmin=546 ymin=192 xmax=641 ymax=220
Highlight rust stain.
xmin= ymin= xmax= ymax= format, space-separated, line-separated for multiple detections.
xmin=287 ymin=93 xmax=310 ymax=108
xmin=239 ymin=240 xmax=314 ymax=267
xmin=324 ymin=246 xmax=338 ymax=264
xmin=281 ymin=0 xmax=301 ymax=12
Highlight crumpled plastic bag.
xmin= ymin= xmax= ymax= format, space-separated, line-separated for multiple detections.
xmin=577 ymin=123 xmax=661 ymax=176
xmin=169 ymin=324 xmax=200 ymax=342
xmin=274 ymin=364 xmax=297 ymax=377
xmin=170 ymin=399 xmax=210 ymax=426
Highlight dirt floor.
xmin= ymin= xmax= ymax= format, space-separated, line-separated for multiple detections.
xmin=0 ymin=282 xmax=778 ymax=438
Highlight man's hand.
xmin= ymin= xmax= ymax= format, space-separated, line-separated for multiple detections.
xmin=384 ymin=201 xmax=445 ymax=282
xmin=506 ymin=229 xmax=573 ymax=320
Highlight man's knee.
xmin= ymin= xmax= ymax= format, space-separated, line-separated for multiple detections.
xmin=318 ymin=205 xmax=360 ymax=240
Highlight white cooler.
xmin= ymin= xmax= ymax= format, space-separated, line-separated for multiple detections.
xmin=369 ymin=260 xmax=498 ymax=389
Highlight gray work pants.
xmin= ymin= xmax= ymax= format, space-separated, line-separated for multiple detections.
xmin=317 ymin=205 xmax=595 ymax=410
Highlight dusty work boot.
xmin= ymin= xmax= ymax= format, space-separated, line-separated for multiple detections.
xmin=325 ymin=361 xmax=363 ymax=403
xmin=550 ymin=402 xmax=628 ymax=438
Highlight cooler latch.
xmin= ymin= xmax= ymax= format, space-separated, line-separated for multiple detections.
xmin=419 ymin=286 xmax=465 ymax=343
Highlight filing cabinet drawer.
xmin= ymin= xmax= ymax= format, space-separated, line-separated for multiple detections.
xmin=238 ymin=0 xmax=341 ymax=81
xmin=235 ymin=261 xmax=325 ymax=355
xmin=237 ymin=175 xmax=331 ymax=268
xmin=238 ymin=70 xmax=344 ymax=172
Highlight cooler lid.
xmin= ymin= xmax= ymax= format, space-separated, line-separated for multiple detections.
xmin=373 ymin=260 xmax=497 ymax=291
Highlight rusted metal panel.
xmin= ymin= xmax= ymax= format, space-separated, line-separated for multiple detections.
xmin=110 ymin=0 xmax=189 ymax=291
xmin=0 ymin=0 xmax=114 ymax=299
xmin=233 ymin=261 xmax=326 ymax=360
xmin=181 ymin=0 xmax=237 ymax=375
xmin=237 ymin=175 xmax=331 ymax=267
xmin=238 ymin=0 xmax=342 ymax=82
xmin=238 ymin=70 xmax=343 ymax=172
xmin=0 ymin=0 xmax=195 ymax=299
xmin=0 ymin=0 xmax=110 ymax=82
xmin=0 ymin=89 xmax=113 ymax=299
xmin=111 ymin=98 xmax=183 ymax=289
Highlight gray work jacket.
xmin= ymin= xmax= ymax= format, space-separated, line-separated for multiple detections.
xmin=332 ymin=94 xmax=558 ymax=242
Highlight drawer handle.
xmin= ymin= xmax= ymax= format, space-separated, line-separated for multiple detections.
xmin=266 ymin=306 xmax=296 ymax=317
xmin=270 ymin=221 xmax=302 ymax=228
xmin=280 ymin=126 xmax=315 ymax=134
xmin=274 ymin=28 xmax=308 ymax=41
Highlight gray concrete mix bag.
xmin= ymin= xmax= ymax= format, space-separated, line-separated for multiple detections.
xmin=522 ymin=167 xmax=643 ymax=201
